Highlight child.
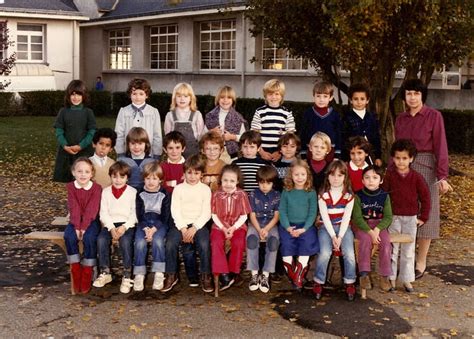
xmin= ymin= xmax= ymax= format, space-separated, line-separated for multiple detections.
xmin=251 ymin=79 xmax=296 ymax=162
xmin=163 ymin=155 xmax=213 ymax=293
xmin=307 ymin=132 xmax=332 ymax=193
xmin=63 ymin=157 xmax=102 ymax=294
xmin=273 ymin=132 xmax=301 ymax=191
xmin=279 ymin=159 xmax=318 ymax=289
xmin=53 ymin=80 xmax=96 ymax=182
xmin=210 ymin=165 xmax=252 ymax=290
xmin=247 ymin=166 xmax=281 ymax=293
xmin=300 ymin=81 xmax=341 ymax=161
xmin=352 ymin=165 xmax=393 ymax=292
xmin=314 ymin=160 xmax=356 ymax=301
xmin=232 ymin=130 xmax=268 ymax=193
xmin=90 ymin=128 xmax=117 ymax=188
xmin=200 ymin=131 xmax=226 ymax=192
xmin=342 ymin=83 xmax=382 ymax=166
xmin=347 ymin=136 xmax=371 ymax=192
xmin=133 ymin=161 xmax=171 ymax=291
xmin=205 ymin=85 xmax=248 ymax=161
xmin=115 ymin=78 xmax=162 ymax=158
xmin=161 ymin=131 xmax=186 ymax=193
xmin=382 ymin=139 xmax=431 ymax=293
xmin=93 ymin=161 xmax=138 ymax=294
xmin=118 ymin=127 xmax=154 ymax=191
xmin=164 ymin=82 xmax=205 ymax=158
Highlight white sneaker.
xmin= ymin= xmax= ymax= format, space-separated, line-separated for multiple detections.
xmin=133 ymin=274 xmax=145 ymax=291
xmin=120 ymin=277 xmax=134 ymax=294
xmin=153 ymin=273 xmax=165 ymax=290
xmin=92 ymin=273 xmax=112 ymax=288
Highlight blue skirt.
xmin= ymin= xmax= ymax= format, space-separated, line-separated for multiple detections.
xmin=279 ymin=222 xmax=319 ymax=256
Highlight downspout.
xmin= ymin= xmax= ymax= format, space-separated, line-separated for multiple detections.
xmin=240 ymin=13 xmax=246 ymax=98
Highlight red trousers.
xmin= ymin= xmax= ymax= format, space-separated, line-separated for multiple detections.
xmin=210 ymin=227 xmax=246 ymax=274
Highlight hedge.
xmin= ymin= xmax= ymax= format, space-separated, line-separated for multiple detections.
xmin=0 ymin=90 xmax=472 ymax=154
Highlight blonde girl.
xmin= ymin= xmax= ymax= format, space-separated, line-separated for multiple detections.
xmin=164 ymin=83 xmax=205 ymax=158
xmin=278 ymin=159 xmax=318 ymax=289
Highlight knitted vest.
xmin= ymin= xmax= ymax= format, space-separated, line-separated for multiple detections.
xmin=320 ymin=191 xmax=354 ymax=225
xmin=205 ymin=106 xmax=247 ymax=155
xmin=356 ymin=188 xmax=388 ymax=221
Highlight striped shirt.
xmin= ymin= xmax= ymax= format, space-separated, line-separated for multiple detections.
xmin=251 ymin=105 xmax=296 ymax=153
xmin=232 ymin=157 xmax=268 ymax=193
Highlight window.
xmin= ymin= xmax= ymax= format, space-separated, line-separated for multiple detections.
xmin=109 ymin=29 xmax=131 ymax=69
xmin=200 ymin=20 xmax=236 ymax=70
xmin=0 ymin=21 xmax=6 ymax=61
xmin=17 ymin=24 xmax=44 ymax=62
xmin=262 ymin=37 xmax=308 ymax=70
xmin=150 ymin=24 xmax=178 ymax=70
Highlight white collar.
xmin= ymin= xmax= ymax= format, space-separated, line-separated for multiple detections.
xmin=74 ymin=180 xmax=93 ymax=190
xmin=353 ymin=108 xmax=366 ymax=119
xmin=167 ymin=156 xmax=185 ymax=164
xmin=92 ymin=154 xmax=107 ymax=165
xmin=132 ymin=103 xmax=146 ymax=110
xmin=132 ymin=154 xmax=145 ymax=160
xmin=349 ymin=160 xmax=368 ymax=171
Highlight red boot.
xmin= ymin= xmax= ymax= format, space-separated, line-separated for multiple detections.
xmin=294 ymin=264 xmax=309 ymax=289
xmin=283 ymin=260 xmax=295 ymax=282
xmin=81 ymin=266 xmax=94 ymax=294
xmin=70 ymin=263 xmax=82 ymax=294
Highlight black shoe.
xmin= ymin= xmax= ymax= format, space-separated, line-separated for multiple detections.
xmin=219 ymin=273 xmax=235 ymax=291
xmin=188 ymin=276 xmax=199 ymax=287
xmin=303 ymin=279 xmax=314 ymax=290
xmin=415 ymin=269 xmax=425 ymax=280
xmin=233 ymin=273 xmax=244 ymax=287
xmin=270 ymin=273 xmax=282 ymax=284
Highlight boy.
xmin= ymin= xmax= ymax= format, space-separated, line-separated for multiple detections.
xmin=251 ymin=79 xmax=295 ymax=162
xmin=300 ymin=81 xmax=342 ymax=161
xmin=161 ymin=131 xmax=186 ymax=193
xmin=90 ymin=128 xmax=117 ymax=188
xmin=200 ymin=131 xmax=226 ymax=192
xmin=347 ymin=136 xmax=371 ymax=192
xmin=115 ymin=78 xmax=162 ymax=158
xmin=162 ymin=155 xmax=213 ymax=293
xmin=382 ymin=139 xmax=431 ymax=293
xmin=351 ymin=165 xmax=393 ymax=292
xmin=232 ymin=130 xmax=268 ymax=193
xmin=93 ymin=161 xmax=138 ymax=293
xmin=307 ymin=132 xmax=332 ymax=193
xmin=133 ymin=161 xmax=171 ymax=291
xmin=247 ymin=166 xmax=281 ymax=293
xmin=273 ymin=132 xmax=301 ymax=191
xmin=342 ymin=83 xmax=382 ymax=166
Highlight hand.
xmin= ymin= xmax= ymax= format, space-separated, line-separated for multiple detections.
xmin=416 ymin=219 xmax=425 ymax=227
xmin=225 ymin=226 xmax=235 ymax=239
xmin=144 ymin=226 xmax=157 ymax=242
xmin=63 ymin=145 xmax=77 ymax=155
xmin=259 ymin=227 xmax=269 ymax=241
xmin=223 ymin=130 xmax=236 ymax=141
xmin=70 ymin=145 xmax=82 ymax=153
xmin=369 ymin=229 xmax=381 ymax=245
xmin=110 ymin=227 xmax=119 ymax=241
xmin=438 ymin=179 xmax=453 ymax=195
xmin=75 ymin=229 xmax=83 ymax=241
xmin=259 ymin=149 xmax=273 ymax=161
xmin=375 ymin=158 xmax=383 ymax=167
xmin=202 ymin=176 xmax=211 ymax=185
xmin=185 ymin=226 xmax=197 ymax=242
xmin=166 ymin=180 xmax=177 ymax=188
xmin=292 ymin=228 xmax=305 ymax=238
xmin=332 ymin=236 xmax=342 ymax=251
xmin=270 ymin=151 xmax=281 ymax=162
xmin=210 ymin=126 xmax=223 ymax=135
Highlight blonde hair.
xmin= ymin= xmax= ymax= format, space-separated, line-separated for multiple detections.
xmin=142 ymin=160 xmax=164 ymax=180
xmin=170 ymin=82 xmax=197 ymax=112
xmin=214 ymin=85 xmax=236 ymax=107
xmin=309 ymin=132 xmax=332 ymax=152
xmin=283 ymin=159 xmax=313 ymax=192
xmin=71 ymin=157 xmax=95 ymax=177
xmin=263 ymin=79 xmax=285 ymax=103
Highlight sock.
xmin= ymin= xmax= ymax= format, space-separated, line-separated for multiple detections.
xmin=155 ymin=272 xmax=164 ymax=279
xmin=297 ymin=256 xmax=309 ymax=267
xmin=251 ymin=270 xmax=258 ymax=276
xmin=282 ymin=256 xmax=293 ymax=265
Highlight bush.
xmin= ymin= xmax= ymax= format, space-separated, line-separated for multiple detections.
xmin=441 ymin=109 xmax=474 ymax=154
xmin=0 ymin=92 xmax=17 ymax=116
xmin=20 ymin=90 xmax=64 ymax=116
xmin=90 ymin=90 xmax=112 ymax=116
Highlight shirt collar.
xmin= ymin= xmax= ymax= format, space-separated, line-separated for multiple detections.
xmin=74 ymin=180 xmax=93 ymax=190
xmin=167 ymin=156 xmax=185 ymax=164
xmin=349 ymin=161 xmax=368 ymax=170
xmin=92 ymin=153 xmax=107 ymax=165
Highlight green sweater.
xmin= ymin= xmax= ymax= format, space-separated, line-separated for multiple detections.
xmin=54 ymin=104 xmax=96 ymax=149
xmin=279 ymin=189 xmax=317 ymax=230
xmin=352 ymin=188 xmax=393 ymax=232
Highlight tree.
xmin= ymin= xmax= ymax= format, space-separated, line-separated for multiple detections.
xmin=245 ymin=0 xmax=474 ymax=159
xmin=0 ymin=21 xmax=16 ymax=90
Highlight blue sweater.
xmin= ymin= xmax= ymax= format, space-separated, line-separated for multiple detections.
xmin=342 ymin=109 xmax=382 ymax=160
xmin=300 ymin=106 xmax=342 ymax=155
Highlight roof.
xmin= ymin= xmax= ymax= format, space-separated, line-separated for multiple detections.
xmin=0 ymin=0 xmax=81 ymax=15
xmin=91 ymin=0 xmax=247 ymax=22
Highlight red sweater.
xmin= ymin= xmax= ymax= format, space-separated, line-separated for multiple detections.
xmin=67 ymin=181 xmax=102 ymax=231
xmin=381 ymin=168 xmax=431 ymax=222
xmin=347 ymin=161 xmax=368 ymax=193
xmin=161 ymin=162 xmax=184 ymax=194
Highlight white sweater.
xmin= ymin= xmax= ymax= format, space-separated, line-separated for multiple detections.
xmin=171 ymin=181 xmax=211 ymax=230
xmin=100 ymin=185 xmax=138 ymax=231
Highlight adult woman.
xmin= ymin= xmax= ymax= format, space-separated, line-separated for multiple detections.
xmin=395 ymin=79 xmax=452 ymax=279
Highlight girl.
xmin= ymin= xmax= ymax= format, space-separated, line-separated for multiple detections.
xmin=118 ymin=127 xmax=154 ymax=191
xmin=273 ymin=132 xmax=301 ymax=191
xmin=307 ymin=132 xmax=332 ymax=193
xmin=210 ymin=164 xmax=251 ymax=291
xmin=164 ymin=83 xmax=205 ymax=158
xmin=278 ymin=159 xmax=318 ymax=289
xmin=63 ymin=157 xmax=102 ymax=294
xmin=205 ymin=85 xmax=248 ymax=162
xmin=53 ymin=80 xmax=96 ymax=182
xmin=313 ymin=160 xmax=356 ymax=301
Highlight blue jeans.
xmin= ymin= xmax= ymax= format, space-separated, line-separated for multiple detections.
xmin=64 ymin=221 xmax=100 ymax=266
xmin=314 ymin=225 xmax=356 ymax=284
xmin=246 ymin=225 xmax=279 ymax=273
xmin=133 ymin=221 xmax=168 ymax=275
xmin=97 ymin=224 xmax=135 ymax=277
xmin=165 ymin=226 xmax=211 ymax=275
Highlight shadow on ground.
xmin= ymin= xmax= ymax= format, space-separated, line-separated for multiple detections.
xmin=428 ymin=264 xmax=473 ymax=286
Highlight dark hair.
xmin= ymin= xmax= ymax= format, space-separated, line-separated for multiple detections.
xmin=127 ymin=78 xmax=152 ymax=97
xmin=239 ymin=130 xmax=262 ymax=148
xmin=346 ymin=136 xmax=371 ymax=154
xmin=163 ymin=131 xmax=186 ymax=149
xmin=65 ymin=80 xmax=89 ymax=107
xmin=184 ymin=154 xmax=205 ymax=173
xmin=390 ymin=139 xmax=417 ymax=158
xmin=320 ymin=160 xmax=352 ymax=195
xmin=126 ymin=127 xmax=151 ymax=155
xmin=362 ymin=165 xmax=384 ymax=180
xmin=109 ymin=160 xmax=131 ymax=177
xmin=348 ymin=83 xmax=371 ymax=100
xmin=256 ymin=165 xmax=278 ymax=183
xmin=93 ymin=128 xmax=117 ymax=147
xmin=218 ymin=164 xmax=244 ymax=189
xmin=278 ymin=132 xmax=301 ymax=152
xmin=401 ymin=78 xmax=428 ymax=103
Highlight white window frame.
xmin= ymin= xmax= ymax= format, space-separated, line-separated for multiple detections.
xmin=150 ymin=24 xmax=178 ymax=70
xmin=262 ymin=36 xmax=308 ymax=71
xmin=16 ymin=23 xmax=44 ymax=62
xmin=441 ymin=64 xmax=461 ymax=89
xmin=200 ymin=19 xmax=236 ymax=70
xmin=109 ymin=28 xmax=131 ymax=70
xmin=0 ymin=21 xmax=6 ymax=60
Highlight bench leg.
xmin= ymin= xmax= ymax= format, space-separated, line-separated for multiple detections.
xmin=214 ymin=274 xmax=219 ymax=297
xmin=361 ymin=287 xmax=367 ymax=299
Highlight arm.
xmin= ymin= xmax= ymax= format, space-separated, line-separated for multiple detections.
xmin=249 ymin=212 xmax=261 ymax=231
xmin=212 ymin=213 xmax=227 ymax=230
xmin=78 ymin=109 xmax=96 ymax=150
xmin=55 ymin=128 xmax=68 ymax=147
xmin=285 ymin=110 xmax=296 ymax=133
xmin=100 ymin=191 xmax=115 ymax=231
xmin=136 ymin=193 xmax=144 ymax=223
xmin=194 ymin=111 xmax=206 ymax=139
xmin=67 ymin=184 xmax=81 ymax=230
xmin=161 ymin=191 xmax=172 ymax=226
xmin=193 ymin=185 xmax=212 ymax=230
xmin=376 ymin=195 xmax=393 ymax=231
xmin=263 ymin=211 xmax=280 ymax=231
xmin=417 ymin=174 xmax=431 ymax=222
xmin=163 ymin=112 xmax=173 ymax=135
xmin=318 ymin=197 xmax=336 ymax=238
xmin=278 ymin=191 xmax=291 ymax=229
xmin=250 ymin=110 xmax=261 ymax=132
xmin=81 ymin=184 xmax=102 ymax=230
xmin=114 ymin=108 xmax=127 ymax=156
xmin=351 ymin=196 xmax=371 ymax=232
xmin=337 ymin=197 xmax=354 ymax=238
xmin=124 ymin=188 xmax=138 ymax=229
xmin=170 ymin=186 xmax=186 ymax=230
xmin=152 ymin=107 xmax=163 ymax=157
xmin=303 ymin=191 xmax=318 ymax=230
xmin=432 ymin=110 xmax=449 ymax=181
xmin=232 ymin=214 xmax=248 ymax=229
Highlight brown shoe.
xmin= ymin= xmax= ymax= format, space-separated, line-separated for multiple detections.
xmin=201 ymin=273 xmax=214 ymax=293
xmin=359 ymin=275 xmax=372 ymax=290
xmin=379 ymin=276 xmax=391 ymax=292
xmin=161 ymin=273 xmax=178 ymax=292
